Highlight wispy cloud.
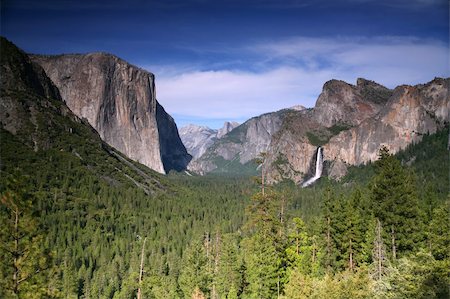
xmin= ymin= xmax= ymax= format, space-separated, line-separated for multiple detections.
xmin=149 ymin=36 xmax=448 ymax=128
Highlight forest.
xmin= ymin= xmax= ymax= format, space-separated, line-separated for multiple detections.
xmin=1 ymin=126 xmax=449 ymax=299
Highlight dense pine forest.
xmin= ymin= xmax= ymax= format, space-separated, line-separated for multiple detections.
xmin=1 ymin=123 xmax=449 ymax=298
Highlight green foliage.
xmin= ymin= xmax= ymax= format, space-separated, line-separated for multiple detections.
xmin=428 ymin=201 xmax=450 ymax=261
xmin=241 ymin=233 xmax=281 ymax=299
xmin=370 ymin=147 xmax=425 ymax=258
xmin=306 ymin=123 xmax=352 ymax=146
xmin=179 ymin=238 xmax=211 ymax=298
xmin=214 ymin=233 xmax=243 ymax=298
xmin=210 ymin=155 xmax=258 ymax=176
xmin=0 ymin=176 xmax=59 ymax=298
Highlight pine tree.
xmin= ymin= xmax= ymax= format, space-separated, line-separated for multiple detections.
xmin=285 ymin=217 xmax=314 ymax=275
xmin=338 ymin=190 xmax=365 ymax=271
xmin=369 ymin=218 xmax=391 ymax=282
xmin=241 ymin=233 xmax=280 ymax=299
xmin=0 ymin=176 xmax=58 ymax=298
xmin=369 ymin=147 xmax=424 ymax=260
xmin=428 ymin=201 xmax=450 ymax=260
xmin=179 ymin=238 xmax=212 ymax=298
xmin=320 ymin=187 xmax=338 ymax=272
xmin=214 ymin=233 xmax=242 ymax=298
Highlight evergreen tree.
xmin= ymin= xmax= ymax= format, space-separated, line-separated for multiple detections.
xmin=336 ymin=190 xmax=366 ymax=271
xmin=369 ymin=147 xmax=424 ymax=259
xmin=179 ymin=238 xmax=212 ymax=298
xmin=214 ymin=233 xmax=242 ymax=298
xmin=285 ymin=217 xmax=315 ymax=275
xmin=0 ymin=176 xmax=58 ymax=298
xmin=320 ymin=187 xmax=338 ymax=272
xmin=241 ymin=233 xmax=281 ymax=299
xmin=428 ymin=201 xmax=450 ymax=260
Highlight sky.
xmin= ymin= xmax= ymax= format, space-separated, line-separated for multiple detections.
xmin=1 ymin=0 xmax=449 ymax=129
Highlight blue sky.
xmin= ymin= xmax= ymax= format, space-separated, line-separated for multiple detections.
xmin=1 ymin=0 xmax=448 ymax=129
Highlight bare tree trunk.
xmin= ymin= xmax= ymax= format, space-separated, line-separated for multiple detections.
xmin=13 ymin=206 xmax=19 ymax=295
xmin=377 ymin=219 xmax=382 ymax=281
xmin=277 ymin=276 xmax=280 ymax=299
xmin=279 ymin=195 xmax=285 ymax=238
xmin=137 ymin=237 xmax=147 ymax=299
xmin=326 ymin=216 xmax=331 ymax=270
xmin=349 ymin=239 xmax=353 ymax=271
xmin=391 ymin=225 xmax=396 ymax=260
xmin=212 ymin=233 xmax=220 ymax=299
xmin=262 ymin=166 xmax=265 ymax=196
xmin=312 ymin=237 xmax=316 ymax=264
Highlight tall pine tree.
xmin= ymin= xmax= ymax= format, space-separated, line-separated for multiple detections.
xmin=369 ymin=147 xmax=424 ymax=259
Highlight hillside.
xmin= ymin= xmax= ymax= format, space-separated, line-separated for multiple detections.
xmin=0 ymin=36 xmax=448 ymax=299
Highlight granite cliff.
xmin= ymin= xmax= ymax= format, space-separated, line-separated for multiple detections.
xmin=179 ymin=121 xmax=239 ymax=159
xmin=264 ymin=78 xmax=449 ymax=184
xmin=31 ymin=53 xmax=190 ymax=174
xmin=0 ymin=37 xmax=165 ymax=193
xmin=188 ymin=111 xmax=286 ymax=175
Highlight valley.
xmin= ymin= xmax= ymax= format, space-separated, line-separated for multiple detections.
xmin=0 ymin=35 xmax=449 ymax=299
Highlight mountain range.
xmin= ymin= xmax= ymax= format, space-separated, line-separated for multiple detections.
xmin=2 ymin=36 xmax=448 ymax=186
xmin=0 ymin=37 xmax=167 ymax=194
xmin=183 ymin=77 xmax=449 ymax=184
xmin=179 ymin=121 xmax=239 ymax=159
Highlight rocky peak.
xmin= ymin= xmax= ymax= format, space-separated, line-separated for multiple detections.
xmin=217 ymin=121 xmax=240 ymax=138
xmin=31 ymin=52 xmax=190 ymax=174
xmin=180 ymin=121 xmax=240 ymax=159
xmin=0 ymin=37 xmax=61 ymax=100
xmin=313 ymin=78 xmax=391 ymax=127
xmin=289 ymin=105 xmax=306 ymax=111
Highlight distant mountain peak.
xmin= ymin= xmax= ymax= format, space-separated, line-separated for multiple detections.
xmin=179 ymin=121 xmax=240 ymax=159
xmin=217 ymin=121 xmax=240 ymax=138
xmin=289 ymin=105 xmax=306 ymax=111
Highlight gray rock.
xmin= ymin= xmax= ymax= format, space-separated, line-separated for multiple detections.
xmin=31 ymin=53 xmax=191 ymax=173
xmin=217 ymin=121 xmax=240 ymax=138
xmin=180 ymin=121 xmax=239 ymax=159
xmin=188 ymin=111 xmax=285 ymax=174
xmin=265 ymin=78 xmax=449 ymax=183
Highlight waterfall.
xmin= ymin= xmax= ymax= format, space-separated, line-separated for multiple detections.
xmin=301 ymin=147 xmax=323 ymax=187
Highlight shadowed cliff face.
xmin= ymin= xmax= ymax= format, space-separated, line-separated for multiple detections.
xmin=0 ymin=38 xmax=61 ymax=101
xmin=31 ymin=53 xmax=190 ymax=174
xmin=156 ymin=103 xmax=191 ymax=172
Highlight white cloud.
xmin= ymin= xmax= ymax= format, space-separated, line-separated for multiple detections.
xmin=151 ymin=36 xmax=448 ymax=124
xmin=156 ymin=67 xmax=334 ymax=119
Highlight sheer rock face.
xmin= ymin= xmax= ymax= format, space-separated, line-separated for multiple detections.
xmin=180 ymin=121 xmax=239 ymax=159
xmin=313 ymin=78 xmax=392 ymax=127
xmin=265 ymin=78 xmax=449 ymax=184
xmin=217 ymin=121 xmax=240 ymax=138
xmin=31 ymin=53 xmax=190 ymax=174
xmin=188 ymin=112 xmax=284 ymax=174
xmin=323 ymin=78 xmax=449 ymax=166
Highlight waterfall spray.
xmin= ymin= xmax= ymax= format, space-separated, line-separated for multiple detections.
xmin=301 ymin=147 xmax=323 ymax=187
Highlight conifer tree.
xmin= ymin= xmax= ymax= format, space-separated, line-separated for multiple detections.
xmin=179 ymin=238 xmax=211 ymax=298
xmin=285 ymin=217 xmax=313 ymax=275
xmin=321 ymin=187 xmax=337 ymax=272
xmin=369 ymin=147 xmax=424 ymax=259
xmin=428 ymin=201 xmax=450 ymax=260
xmin=0 ymin=177 xmax=57 ymax=298
xmin=241 ymin=233 xmax=280 ymax=299
xmin=214 ymin=233 xmax=242 ymax=298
